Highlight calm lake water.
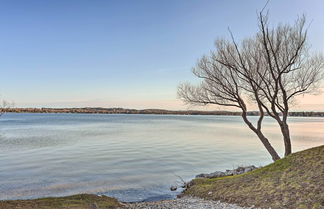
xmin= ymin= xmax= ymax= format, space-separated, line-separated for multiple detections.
xmin=0 ymin=113 xmax=323 ymax=202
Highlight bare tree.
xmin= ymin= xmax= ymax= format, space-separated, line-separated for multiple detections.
xmin=178 ymin=11 xmax=324 ymax=161
xmin=0 ymin=100 xmax=13 ymax=117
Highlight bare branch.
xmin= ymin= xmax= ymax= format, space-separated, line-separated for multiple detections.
xmin=178 ymin=9 xmax=324 ymax=160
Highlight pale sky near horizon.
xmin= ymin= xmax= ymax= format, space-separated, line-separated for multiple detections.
xmin=1 ymin=0 xmax=324 ymax=111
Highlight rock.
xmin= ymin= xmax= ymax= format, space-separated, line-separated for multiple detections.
xmin=181 ymin=183 xmax=188 ymax=188
xmin=244 ymin=165 xmax=257 ymax=173
xmin=196 ymin=165 xmax=258 ymax=179
xmin=210 ymin=171 xmax=226 ymax=178
xmin=90 ymin=203 xmax=99 ymax=209
xmin=196 ymin=171 xmax=225 ymax=178
xmin=186 ymin=181 xmax=194 ymax=188
xmin=170 ymin=186 xmax=177 ymax=191
xmin=233 ymin=166 xmax=245 ymax=175
xmin=195 ymin=173 xmax=205 ymax=178
xmin=224 ymin=169 xmax=234 ymax=176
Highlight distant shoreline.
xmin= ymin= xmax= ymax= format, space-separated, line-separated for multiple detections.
xmin=2 ymin=107 xmax=324 ymax=117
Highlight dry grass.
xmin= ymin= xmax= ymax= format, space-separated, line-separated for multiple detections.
xmin=0 ymin=194 xmax=123 ymax=209
xmin=181 ymin=145 xmax=324 ymax=209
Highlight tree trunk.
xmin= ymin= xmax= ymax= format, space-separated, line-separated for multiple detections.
xmin=241 ymin=112 xmax=281 ymax=161
xmin=280 ymin=122 xmax=292 ymax=156
xmin=256 ymin=131 xmax=281 ymax=161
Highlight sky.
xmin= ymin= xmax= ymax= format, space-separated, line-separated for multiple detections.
xmin=0 ymin=0 xmax=323 ymax=111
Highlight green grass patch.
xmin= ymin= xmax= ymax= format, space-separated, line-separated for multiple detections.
xmin=181 ymin=145 xmax=324 ymax=209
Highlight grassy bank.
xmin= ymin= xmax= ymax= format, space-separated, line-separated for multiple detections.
xmin=181 ymin=145 xmax=324 ymax=209
xmin=0 ymin=194 xmax=123 ymax=209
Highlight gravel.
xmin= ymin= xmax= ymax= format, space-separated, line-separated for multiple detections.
xmin=124 ymin=196 xmax=258 ymax=209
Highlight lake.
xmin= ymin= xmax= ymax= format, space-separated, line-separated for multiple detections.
xmin=0 ymin=113 xmax=323 ymax=202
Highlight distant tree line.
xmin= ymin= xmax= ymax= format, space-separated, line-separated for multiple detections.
xmin=1 ymin=107 xmax=324 ymax=117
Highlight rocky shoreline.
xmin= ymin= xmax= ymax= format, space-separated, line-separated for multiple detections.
xmin=170 ymin=165 xmax=258 ymax=192
xmin=123 ymin=166 xmax=260 ymax=209
xmin=124 ymin=196 xmax=259 ymax=209
xmin=195 ymin=165 xmax=258 ymax=178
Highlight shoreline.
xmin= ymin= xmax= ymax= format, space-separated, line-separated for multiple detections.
xmin=0 ymin=165 xmax=258 ymax=208
xmin=1 ymin=145 xmax=323 ymax=209
xmin=0 ymin=194 xmax=253 ymax=209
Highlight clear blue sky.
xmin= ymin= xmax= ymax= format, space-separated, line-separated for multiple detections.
xmin=1 ymin=0 xmax=323 ymax=110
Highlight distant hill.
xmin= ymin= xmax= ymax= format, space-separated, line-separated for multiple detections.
xmin=2 ymin=107 xmax=324 ymax=117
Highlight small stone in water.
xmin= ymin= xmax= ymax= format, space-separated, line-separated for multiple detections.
xmin=170 ymin=186 xmax=177 ymax=191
